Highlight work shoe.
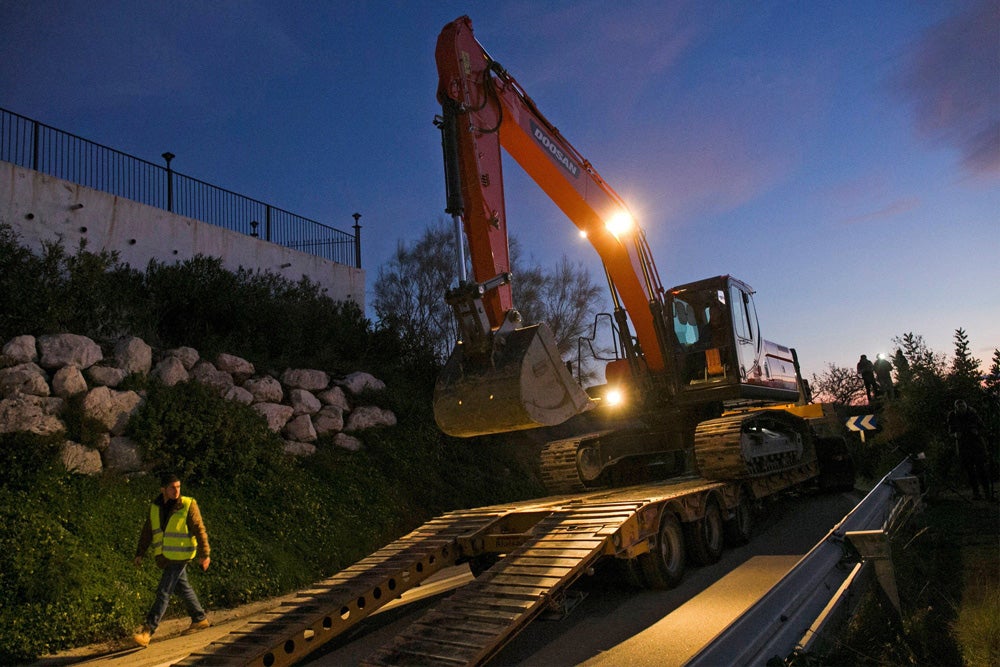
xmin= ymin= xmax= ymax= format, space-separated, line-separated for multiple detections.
xmin=132 ymin=626 xmax=152 ymax=648
xmin=182 ymin=618 xmax=211 ymax=635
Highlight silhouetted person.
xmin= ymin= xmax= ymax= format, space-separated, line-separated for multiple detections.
xmin=947 ymin=400 xmax=994 ymax=500
xmin=857 ymin=354 xmax=876 ymax=404
xmin=873 ymin=354 xmax=894 ymax=400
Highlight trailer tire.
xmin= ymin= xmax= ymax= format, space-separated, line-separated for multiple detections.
xmin=686 ymin=496 xmax=724 ymax=565
xmin=638 ymin=512 xmax=685 ymax=589
xmin=724 ymin=487 xmax=753 ymax=546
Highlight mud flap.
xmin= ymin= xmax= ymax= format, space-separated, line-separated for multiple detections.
xmin=433 ymin=323 xmax=593 ymax=437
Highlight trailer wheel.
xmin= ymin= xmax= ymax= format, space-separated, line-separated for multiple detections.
xmin=724 ymin=487 xmax=753 ymax=546
xmin=637 ymin=512 xmax=685 ymax=589
xmin=686 ymin=496 xmax=724 ymax=565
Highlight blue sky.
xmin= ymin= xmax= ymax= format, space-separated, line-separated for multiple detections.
xmin=2 ymin=0 xmax=997 ymax=379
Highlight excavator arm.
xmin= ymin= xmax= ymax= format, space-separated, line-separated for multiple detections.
xmin=433 ymin=16 xmax=671 ymax=437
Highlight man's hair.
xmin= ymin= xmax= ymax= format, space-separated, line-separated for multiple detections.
xmin=159 ymin=471 xmax=181 ymax=487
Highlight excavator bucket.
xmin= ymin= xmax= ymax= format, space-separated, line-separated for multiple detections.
xmin=433 ymin=323 xmax=593 ymax=437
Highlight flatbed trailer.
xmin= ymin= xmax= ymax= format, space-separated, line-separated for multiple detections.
xmin=173 ymin=459 xmax=819 ymax=667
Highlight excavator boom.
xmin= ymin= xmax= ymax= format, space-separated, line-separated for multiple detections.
xmin=433 ymin=16 xmax=669 ymax=437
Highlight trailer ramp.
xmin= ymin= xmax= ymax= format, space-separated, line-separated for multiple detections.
xmin=361 ymin=499 xmax=646 ymax=666
xmin=174 ymin=479 xmax=727 ymax=667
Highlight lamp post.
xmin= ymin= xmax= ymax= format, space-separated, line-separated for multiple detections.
xmin=162 ymin=152 xmax=175 ymax=212
xmin=352 ymin=212 xmax=362 ymax=268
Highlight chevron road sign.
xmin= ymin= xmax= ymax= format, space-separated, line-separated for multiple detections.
xmin=846 ymin=414 xmax=877 ymax=432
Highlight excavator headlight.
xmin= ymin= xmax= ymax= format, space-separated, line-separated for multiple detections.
xmin=605 ymin=388 xmax=624 ymax=407
xmin=605 ymin=211 xmax=635 ymax=238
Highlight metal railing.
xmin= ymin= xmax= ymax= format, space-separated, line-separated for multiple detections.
xmin=0 ymin=106 xmax=361 ymax=267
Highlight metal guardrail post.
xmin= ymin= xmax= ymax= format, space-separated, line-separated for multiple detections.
xmin=686 ymin=457 xmax=915 ymax=667
xmin=32 ymin=120 xmax=40 ymax=171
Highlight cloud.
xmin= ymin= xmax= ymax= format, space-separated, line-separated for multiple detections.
xmin=893 ymin=0 xmax=1000 ymax=177
xmin=840 ymin=197 xmax=921 ymax=226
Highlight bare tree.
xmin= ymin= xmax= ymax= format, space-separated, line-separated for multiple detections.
xmin=373 ymin=221 xmax=605 ymax=363
xmin=810 ymin=362 xmax=866 ymax=405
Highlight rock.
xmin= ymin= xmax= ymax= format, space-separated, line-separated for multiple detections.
xmin=86 ymin=365 xmax=128 ymax=388
xmin=190 ymin=361 xmax=235 ymax=394
xmin=0 ymin=394 xmax=65 ymax=436
xmin=82 ymin=386 xmax=143 ymax=435
xmin=52 ymin=365 xmax=88 ymax=398
xmin=224 ymin=385 xmax=254 ymax=405
xmin=317 ymin=386 xmax=350 ymax=411
xmin=38 ymin=333 xmax=103 ymax=370
xmin=105 ymin=436 xmax=143 ymax=473
xmin=243 ymin=376 xmax=283 ymax=403
xmin=1 ymin=335 xmax=37 ymax=366
xmin=61 ymin=441 xmax=103 ymax=475
xmin=283 ymin=440 xmax=316 ymax=456
xmin=151 ymin=356 xmax=189 ymax=386
xmin=288 ymin=388 xmax=321 ymax=416
xmin=345 ymin=405 xmax=397 ymax=431
xmin=0 ymin=362 xmax=50 ymax=397
xmin=216 ymin=353 xmax=255 ymax=383
xmin=252 ymin=402 xmax=295 ymax=432
xmin=283 ymin=414 xmax=317 ymax=442
xmin=281 ymin=368 xmax=330 ymax=392
xmin=333 ymin=433 xmax=363 ymax=452
xmin=165 ymin=346 xmax=200 ymax=370
xmin=114 ymin=336 xmax=152 ymax=374
xmin=312 ymin=405 xmax=344 ymax=436
xmin=339 ymin=371 xmax=386 ymax=395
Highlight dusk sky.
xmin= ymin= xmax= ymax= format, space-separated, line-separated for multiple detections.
xmin=2 ymin=0 xmax=997 ymax=380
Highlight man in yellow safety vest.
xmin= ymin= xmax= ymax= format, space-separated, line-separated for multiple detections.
xmin=132 ymin=472 xmax=211 ymax=647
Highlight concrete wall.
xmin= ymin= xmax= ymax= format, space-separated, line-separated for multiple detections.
xmin=0 ymin=161 xmax=364 ymax=308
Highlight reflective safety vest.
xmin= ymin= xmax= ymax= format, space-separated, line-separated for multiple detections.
xmin=150 ymin=497 xmax=197 ymax=561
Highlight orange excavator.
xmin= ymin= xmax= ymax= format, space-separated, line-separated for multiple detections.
xmin=432 ymin=16 xmax=851 ymax=494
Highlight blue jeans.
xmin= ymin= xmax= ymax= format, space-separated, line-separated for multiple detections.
xmin=145 ymin=561 xmax=206 ymax=633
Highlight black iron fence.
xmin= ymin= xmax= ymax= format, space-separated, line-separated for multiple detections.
xmin=0 ymin=106 xmax=361 ymax=267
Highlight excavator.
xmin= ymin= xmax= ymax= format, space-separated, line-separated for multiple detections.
xmin=432 ymin=16 xmax=851 ymax=495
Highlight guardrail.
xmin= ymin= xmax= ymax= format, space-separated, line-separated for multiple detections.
xmin=687 ymin=457 xmax=919 ymax=666
xmin=0 ymin=106 xmax=361 ymax=267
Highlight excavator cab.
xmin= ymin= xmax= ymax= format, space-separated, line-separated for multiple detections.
xmin=668 ymin=276 xmax=801 ymax=404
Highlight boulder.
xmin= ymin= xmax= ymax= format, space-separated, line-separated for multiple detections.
xmin=224 ymin=385 xmax=254 ymax=405
xmin=38 ymin=333 xmax=103 ymax=370
xmin=252 ymin=402 xmax=295 ymax=432
xmin=283 ymin=414 xmax=317 ymax=442
xmin=288 ymin=388 xmax=321 ymax=416
xmin=345 ymin=406 xmax=397 ymax=431
xmin=165 ymin=346 xmax=200 ymax=370
xmin=339 ymin=371 xmax=386 ymax=395
xmin=151 ymin=356 xmax=189 ymax=386
xmin=52 ymin=365 xmax=88 ymax=398
xmin=312 ymin=405 xmax=344 ymax=436
xmin=105 ymin=436 xmax=143 ymax=473
xmin=317 ymin=386 xmax=350 ymax=411
xmin=190 ymin=361 xmax=235 ymax=394
xmin=333 ymin=433 xmax=363 ymax=452
xmin=114 ymin=336 xmax=152 ymax=374
xmin=0 ymin=362 xmax=50 ymax=397
xmin=283 ymin=440 xmax=316 ymax=456
xmin=0 ymin=394 xmax=65 ymax=436
xmin=82 ymin=386 xmax=143 ymax=435
xmin=216 ymin=353 xmax=255 ymax=383
xmin=61 ymin=441 xmax=103 ymax=475
xmin=1 ymin=335 xmax=37 ymax=366
xmin=243 ymin=376 xmax=283 ymax=403
xmin=86 ymin=365 xmax=128 ymax=388
xmin=281 ymin=368 xmax=330 ymax=392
